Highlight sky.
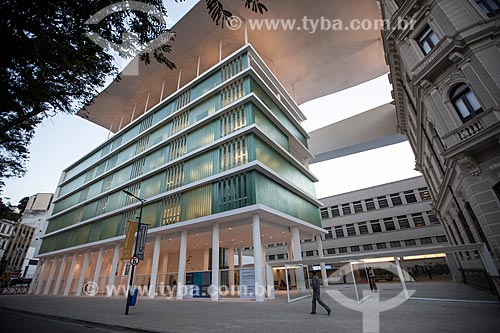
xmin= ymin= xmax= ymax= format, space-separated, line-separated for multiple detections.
xmin=1 ymin=0 xmax=420 ymax=205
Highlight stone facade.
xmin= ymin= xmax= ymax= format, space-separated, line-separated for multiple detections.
xmin=380 ymin=0 xmax=500 ymax=276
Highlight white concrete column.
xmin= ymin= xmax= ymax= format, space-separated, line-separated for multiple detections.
xmin=76 ymin=251 xmax=90 ymax=296
xmin=64 ymin=253 xmax=77 ymax=296
xmin=53 ymin=255 xmax=67 ymax=295
xmin=211 ymin=223 xmax=220 ymax=301
xmin=29 ymin=259 xmax=44 ymax=294
xmin=478 ymin=243 xmax=500 ymax=276
xmin=43 ymin=256 xmax=57 ymax=295
xmin=261 ymin=243 xmax=266 ymax=268
xmin=161 ymin=252 xmax=169 ymax=272
xmin=445 ymin=253 xmax=462 ymax=282
xmin=290 ymin=227 xmax=305 ymax=291
xmin=252 ymin=214 xmax=265 ymax=302
xmin=107 ymin=243 xmax=121 ymax=296
xmin=93 ymin=247 xmax=105 ymax=286
xmin=316 ymin=237 xmax=328 ymax=287
xmin=238 ymin=248 xmax=243 ymax=268
xmin=148 ymin=234 xmax=161 ymax=299
xmin=34 ymin=259 xmax=48 ymax=295
xmin=290 ymin=227 xmax=302 ymax=260
xmin=394 ymin=256 xmax=409 ymax=299
xmin=266 ymin=264 xmax=275 ymax=300
xmin=228 ymin=246 xmax=235 ymax=291
xmin=176 ymin=230 xmax=188 ymax=300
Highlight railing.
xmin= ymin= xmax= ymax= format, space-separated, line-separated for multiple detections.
xmin=460 ymin=268 xmax=496 ymax=294
xmin=456 ymin=119 xmax=484 ymax=141
xmin=443 ymin=108 xmax=500 ymax=149
xmin=0 ymin=286 xmax=29 ymax=295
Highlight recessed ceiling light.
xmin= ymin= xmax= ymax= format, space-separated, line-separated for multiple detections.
xmin=281 ymin=231 xmax=285 ymax=234
xmin=269 ymin=236 xmax=273 ymax=239
xmin=229 ymin=228 xmax=232 ymax=230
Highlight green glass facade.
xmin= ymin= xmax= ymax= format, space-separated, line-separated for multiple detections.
xmin=40 ymin=48 xmax=320 ymax=255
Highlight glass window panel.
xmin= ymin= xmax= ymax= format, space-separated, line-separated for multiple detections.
xmin=420 ymin=237 xmax=433 ymax=245
xmin=254 ymin=172 xmax=320 ymax=226
xmin=429 ymin=31 xmax=439 ymax=45
xmin=109 ymin=167 xmax=128 ymax=188
xmin=187 ymin=121 xmax=217 ymax=152
xmin=121 ymin=124 xmax=141 ymax=144
xmin=99 ymin=215 xmax=121 ymax=240
xmin=189 ymin=95 xmax=219 ymax=125
xmin=254 ymin=136 xmax=315 ymax=197
xmin=190 ymin=71 xmax=222 ymax=101
xmin=141 ymin=173 xmax=165 ymax=199
xmin=117 ymin=145 xmax=136 ymax=165
xmin=148 ymin=123 xmax=170 ymax=147
xmin=104 ymin=191 xmax=122 ymax=213
xmin=142 ymin=202 xmax=161 ymax=228
xmin=371 ymin=221 xmax=382 ymax=233
xmin=455 ymin=99 xmax=470 ymax=118
xmin=81 ymin=201 xmax=97 ymax=221
xmin=253 ymin=107 xmax=289 ymax=151
xmin=152 ymin=103 xmax=175 ymax=125
xmin=358 ymin=223 xmax=369 ymax=234
xmin=346 ymin=224 xmax=356 ymax=236
xmin=181 ymin=185 xmax=212 ymax=220
xmin=465 ymin=91 xmax=481 ymax=111
xmin=184 ymin=150 xmax=216 ymax=185
xmin=335 ymin=226 xmax=345 ymax=238
xmin=250 ymin=78 xmax=307 ymax=147
xmin=422 ymin=42 xmax=432 ymax=54
xmin=64 ymin=151 xmax=100 ymax=181
xmin=405 ymin=239 xmax=416 ymax=246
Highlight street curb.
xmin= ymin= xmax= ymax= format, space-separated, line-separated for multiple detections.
xmin=0 ymin=306 xmax=169 ymax=333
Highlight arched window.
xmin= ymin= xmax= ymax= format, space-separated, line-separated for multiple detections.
xmin=450 ymin=83 xmax=483 ymax=122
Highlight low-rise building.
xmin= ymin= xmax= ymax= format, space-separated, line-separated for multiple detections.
xmin=261 ymin=176 xmax=455 ymax=284
xmin=19 ymin=193 xmax=53 ymax=278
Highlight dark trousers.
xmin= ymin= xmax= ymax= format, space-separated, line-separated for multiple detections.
xmin=312 ymin=292 xmax=331 ymax=313
xmin=369 ymin=277 xmax=378 ymax=291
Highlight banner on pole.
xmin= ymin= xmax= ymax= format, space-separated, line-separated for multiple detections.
xmin=136 ymin=224 xmax=148 ymax=260
xmin=122 ymin=221 xmax=138 ymax=260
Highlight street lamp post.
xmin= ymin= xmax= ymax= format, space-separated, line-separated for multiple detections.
xmin=122 ymin=190 xmax=146 ymax=316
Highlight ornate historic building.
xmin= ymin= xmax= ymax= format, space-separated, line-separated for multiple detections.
xmin=380 ymin=0 xmax=500 ymax=280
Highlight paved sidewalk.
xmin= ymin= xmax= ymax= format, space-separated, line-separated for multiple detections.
xmin=0 ymin=284 xmax=499 ymax=332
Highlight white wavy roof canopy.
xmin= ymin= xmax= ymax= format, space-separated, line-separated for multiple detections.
xmin=80 ymin=0 xmax=388 ymax=132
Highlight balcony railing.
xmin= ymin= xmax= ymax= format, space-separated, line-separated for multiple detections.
xmin=443 ymin=107 xmax=500 ymax=149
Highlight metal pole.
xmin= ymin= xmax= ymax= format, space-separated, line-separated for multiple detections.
xmin=124 ymin=193 xmax=144 ymax=315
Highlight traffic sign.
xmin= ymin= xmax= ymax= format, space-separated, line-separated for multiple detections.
xmin=130 ymin=256 xmax=139 ymax=266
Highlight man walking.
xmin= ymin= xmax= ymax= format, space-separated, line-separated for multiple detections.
xmin=368 ymin=267 xmax=378 ymax=292
xmin=311 ymin=271 xmax=331 ymax=315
